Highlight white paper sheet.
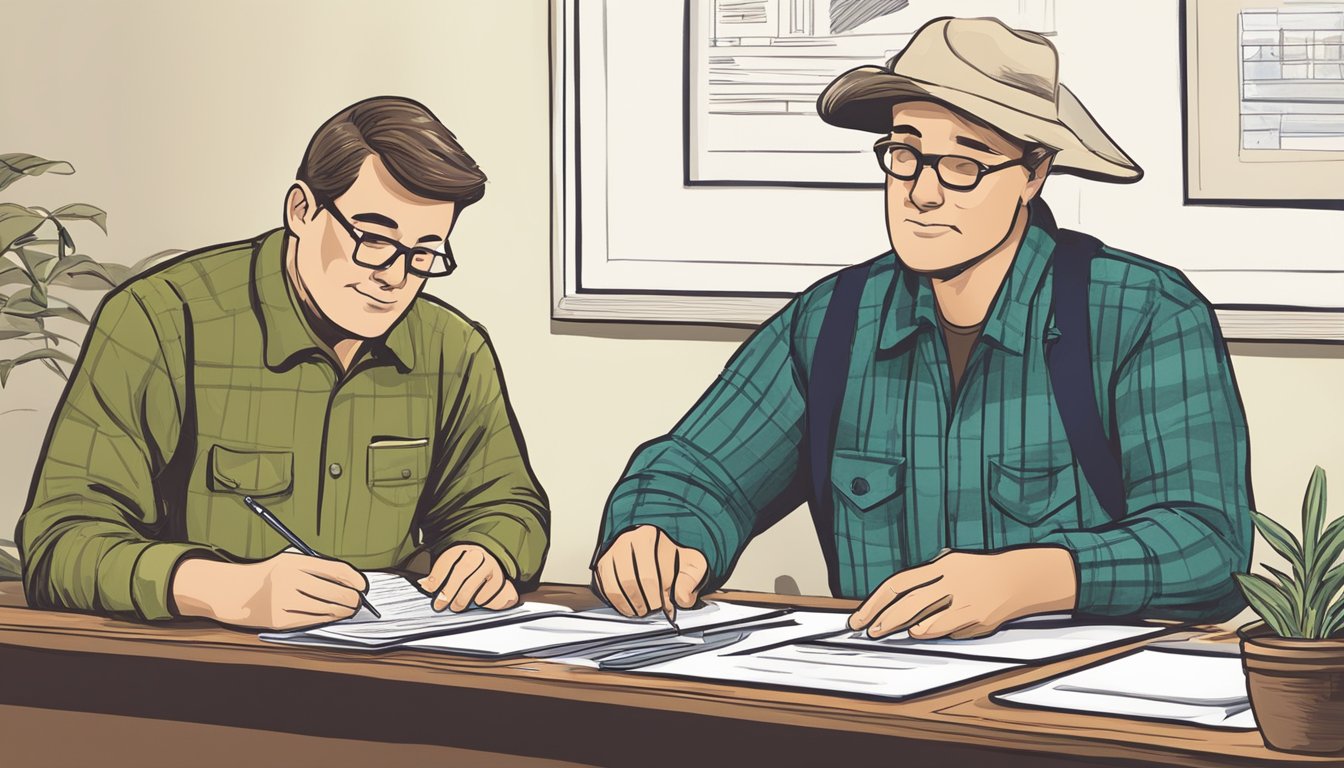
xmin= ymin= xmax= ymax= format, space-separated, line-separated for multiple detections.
xmin=815 ymin=617 xmax=1166 ymax=662
xmin=993 ymin=648 xmax=1256 ymax=729
xmin=634 ymin=641 xmax=1022 ymax=699
xmin=402 ymin=601 xmax=788 ymax=658
xmin=259 ymin=572 xmax=572 ymax=648
xmin=553 ymin=610 xmax=851 ymax=669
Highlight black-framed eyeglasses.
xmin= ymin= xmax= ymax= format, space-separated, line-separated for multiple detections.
xmin=873 ymin=140 xmax=1026 ymax=191
xmin=320 ymin=201 xmax=457 ymax=278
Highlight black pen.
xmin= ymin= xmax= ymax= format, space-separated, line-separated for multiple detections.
xmin=241 ymin=495 xmax=380 ymax=618
xmin=663 ymin=531 xmax=681 ymax=635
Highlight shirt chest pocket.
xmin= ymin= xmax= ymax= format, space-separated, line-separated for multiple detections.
xmin=207 ymin=445 xmax=294 ymax=498
xmin=987 ymin=454 xmax=1078 ymax=527
xmin=367 ymin=438 xmax=430 ymax=507
xmin=831 ymin=450 xmax=907 ymax=514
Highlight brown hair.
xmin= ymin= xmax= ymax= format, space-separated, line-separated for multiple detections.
xmin=297 ymin=96 xmax=487 ymax=208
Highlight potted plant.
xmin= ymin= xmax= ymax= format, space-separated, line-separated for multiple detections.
xmin=1236 ymin=465 xmax=1344 ymax=755
xmin=2 ymin=153 xmax=179 ymax=581
xmin=1 ymin=152 xmax=176 ymax=386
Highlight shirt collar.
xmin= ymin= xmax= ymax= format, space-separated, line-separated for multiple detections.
xmin=251 ymin=228 xmax=416 ymax=372
xmin=878 ymin=200 xmax=1057 ymax=357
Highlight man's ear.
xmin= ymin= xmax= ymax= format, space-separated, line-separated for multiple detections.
xmin=1021 ymin=156 xmax=1053 ymax=203
xmin=284 ymin=181 xmax=318 ymax=235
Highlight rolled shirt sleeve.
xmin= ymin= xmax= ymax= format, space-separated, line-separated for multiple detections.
xmin=16 ymin=289 xmax=218 ymax=621
xmin=595 ymin=303 xmax=810 ymax=591
xmin=1041 ymin=295 xmax=1253 ymax=621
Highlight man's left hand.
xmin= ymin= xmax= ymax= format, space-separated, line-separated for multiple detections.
xmin=419 ymin=545 xmax=519 ymax=612
xmin=848 ymin=547 xmax=1077 ymax=640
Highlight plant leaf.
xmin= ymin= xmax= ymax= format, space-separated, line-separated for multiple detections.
xmin=1314 ymin=562 xmax=1344 ymax=611
xmin=0 ymin=260 xmax=32 ymax=290
xmin=49 ymin=203 xmax=108 ymax=234
xmin=1304 ymin=466 xmax=1327 ymax=572
xmin=2 ymin=287 xmax=46 ymax=316
xmin=128 ymin=249 xmax=180 ymax=279
xmin=0 ymin=313 xmax=44 ymax=340
xmin=1250 ymin=509 xmax=1306 ymax=577
xmin=1236 ymin=572 xmax=1300 ymax=637
xmin=1304 ymin=562 xmax=1344 ymax=638
xmin=34 ymin=305 xmax=90 ymax=325
xmin=1265 ymin=563 xmax=1305 ymax=618
xmin=0 ymin=153 xmax=75 ymax=194
xmin=0 ymin=203 xmax=47 ymax=255
xmin=1326 ymin=595 xmax=1344 ymax=638
xmin=44 ymin=253 xmax=104 ymax=285
xmin=0 ymin=546 xmax=20 ymax=580
xmin=0 ymin=348 xmax=77 ymax=387
xmin=1313 ymin=515 xmax=1344 ymax=585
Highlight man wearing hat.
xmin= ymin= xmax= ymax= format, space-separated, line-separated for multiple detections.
xmin=589 ymin=17 xmax=1252 ymax=640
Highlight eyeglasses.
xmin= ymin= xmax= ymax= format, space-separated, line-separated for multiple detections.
xmin=873 ymin=140 xmax=1027 ymax=191
xmin=320 ymin=202 xmax=457 ymax=278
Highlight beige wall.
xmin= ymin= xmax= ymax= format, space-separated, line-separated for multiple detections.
xmin=2 ymin=1 xmax=1342 ymax=627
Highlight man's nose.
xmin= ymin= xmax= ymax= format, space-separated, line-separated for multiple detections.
xmin=907 ymin=164 xmax=945 ymax=211
xmin=371 ymin=252 xmax=408 ymax=288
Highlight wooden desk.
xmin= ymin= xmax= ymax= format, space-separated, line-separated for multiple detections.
xmin=0 ymin=578 xmax=1338 ymax=768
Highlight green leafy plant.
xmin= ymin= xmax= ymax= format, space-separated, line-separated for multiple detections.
xmin=1 ymin=153 xmax=177 ymax=387
xmin=1236 ymin=467 xmax=1344 ymax=639
xmin=0 ymin=539 xmax=18 ymax=581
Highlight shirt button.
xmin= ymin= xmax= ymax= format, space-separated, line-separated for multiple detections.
xmin=401 ymin=468 xmax=412 ymax=479
xmin=329 ymin=463 xmax=342 ymax=479
xmin=851 ymin=477 xmax=870 ymax=495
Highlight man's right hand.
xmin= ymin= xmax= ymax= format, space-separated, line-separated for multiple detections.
xmin=592 ymin=525 xmax=709 ymax=618
xmin=170 ymin=552 xmax=369 ymax=630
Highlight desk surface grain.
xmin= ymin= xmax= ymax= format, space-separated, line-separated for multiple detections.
xmin=0 ymin=579 xmax=1337 ymax=768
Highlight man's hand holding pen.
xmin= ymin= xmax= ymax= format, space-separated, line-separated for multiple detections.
xmin=592 ymin=525 xmax=708 ymax=627
xmin=171 ymin=552 xmax=369 ymax=630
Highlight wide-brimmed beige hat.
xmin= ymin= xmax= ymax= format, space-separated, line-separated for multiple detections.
xmin=818 ymin=16 xmax=1142 ymax=183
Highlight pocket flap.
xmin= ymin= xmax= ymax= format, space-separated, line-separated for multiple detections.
xmin=988 ymin=458 xmax=1076 ymax=525
xmin=208 ymin=444 xmax=293 ymax=497
xmin=831 ymin=450 xmax=906 ymax=512
xmin=368 ymin=438 xmax=429 ymax=487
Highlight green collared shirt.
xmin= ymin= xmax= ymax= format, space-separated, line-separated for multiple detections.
xmin=597 ymin=212 xmax=1253 ymax=622
xmin=18 ymin=229 xmax=550 ymax=621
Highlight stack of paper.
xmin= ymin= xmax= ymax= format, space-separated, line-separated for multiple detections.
xmin=261 ymin=573 xmax=795 ymax=661
xmin=403 ymin=601 xmax=790 ymax=658
xmin=260 ymin=572 xmax=572 ymax=650
xmin=636 ymin=639 xmax=1024 ymax=699
xmin=621 ymin=612 xmax=1175 ymax=700
xmin=992 ymin=648 xmax=1256 ymax=729
xmin=812 ymin=615 xmax=1168 ymax=663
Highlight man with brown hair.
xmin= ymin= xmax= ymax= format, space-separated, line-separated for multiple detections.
xmin=17 ymin=96 xmax=550 ymax=630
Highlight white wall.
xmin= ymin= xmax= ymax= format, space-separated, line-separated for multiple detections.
xmin=1 ymin=1 xmax=1342 ymax=628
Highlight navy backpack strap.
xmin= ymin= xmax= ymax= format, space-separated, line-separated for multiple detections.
xmin=1047 ymin=229 xmax=1128 ymax=523
xmin=805 ymin=262 xmax=872 ymax=597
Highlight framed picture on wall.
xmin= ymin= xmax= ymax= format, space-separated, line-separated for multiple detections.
xmin=550 ymin=0 xmax=1056 ymax=327
xmin=554 ymin=0 xmax=1344 ymax=340
xmin=1182 ymin=0 xmax=1344 ymax=209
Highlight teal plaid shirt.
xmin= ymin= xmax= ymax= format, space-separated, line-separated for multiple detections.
xmin=597 ymin=213 xmax=1253 ymax=622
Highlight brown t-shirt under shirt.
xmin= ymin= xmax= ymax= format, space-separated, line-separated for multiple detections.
xmin=940 ymin=313 xmax=985 ymax=399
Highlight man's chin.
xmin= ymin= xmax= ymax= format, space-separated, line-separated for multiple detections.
xmin=329 ymin=316 xmax=400 ymax=341
xmin=894 ymin=251 xmax=971 ymax=275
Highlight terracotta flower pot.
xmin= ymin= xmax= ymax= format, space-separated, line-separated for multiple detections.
xmin=1240 ymin=622 xmax=1344 ymax=755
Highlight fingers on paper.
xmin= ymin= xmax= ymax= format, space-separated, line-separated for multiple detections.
xmin=672 ymin=550 xmax=707 ymax=610
xmin=433 ymin=547 xmax=488 ymax=612
xmin=849 ymin=564 xmax=944 ymax=631
xmin=866 ymin=586 xmax=952 ymax=639
xmin=420 ymin=547 xmax=468 ymax=595
xmin=480 ymin=579 xmax=519 ymax=611
xmin=596 ymin=553 xmax=637 ymax=617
